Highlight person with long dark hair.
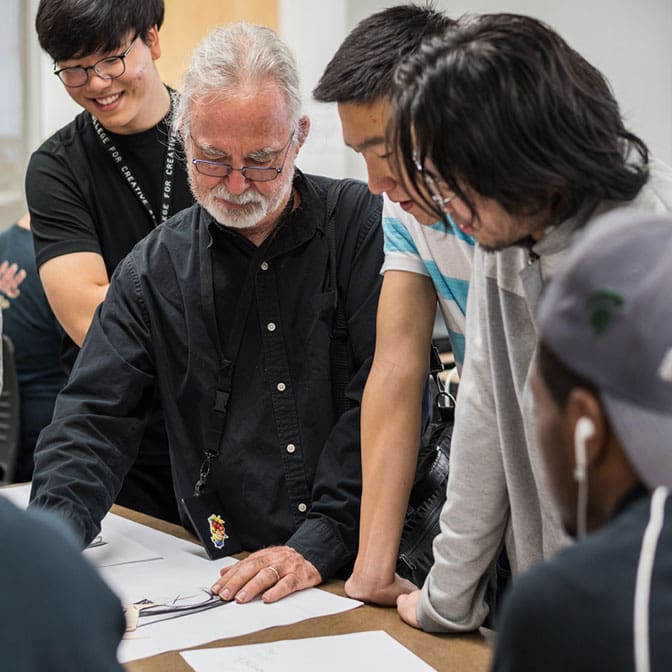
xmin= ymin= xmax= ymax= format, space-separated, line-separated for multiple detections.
xmin=390 ymin=13 xmax=672 ymax=632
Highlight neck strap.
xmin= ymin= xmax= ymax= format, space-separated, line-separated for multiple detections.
xmin=90 ymin=88 xmax=178 ymax=227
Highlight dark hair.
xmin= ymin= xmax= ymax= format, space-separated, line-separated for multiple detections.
xmin=537 ymin=340 xmax=595 ymax=408
xmin=391 ymin=13 xmax=649 ymax=224
xmin=313 ymin=3 xmax=455 ymax=104
xmin=36 ymin=0 xmax=165 ymax=62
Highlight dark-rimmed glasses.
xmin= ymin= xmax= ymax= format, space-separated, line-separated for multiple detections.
xmin=413 ymin=153 xmax=456 ymax=213
xmin=53 ymin=33 xmax=139 ymax=88
xmin=191 ymin=131 xmax=295 ymax=182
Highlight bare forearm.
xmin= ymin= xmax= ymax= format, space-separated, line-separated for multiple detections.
xmin=58 ymin=283 xmax=110 ymax=346
xmin=39 ymin=252 xmax=111 ymax=347
xmin=350 ymin=360 xmax=426 ymax=596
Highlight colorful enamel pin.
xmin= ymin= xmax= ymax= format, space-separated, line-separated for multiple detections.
xmin=208 ymin=514 xmax=229 ymax=549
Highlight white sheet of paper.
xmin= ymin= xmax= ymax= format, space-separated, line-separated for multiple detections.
xmin=180 ymin=631 xmax=437 ymax=672
xmin=84 ymin=515 xmax=164 ymax=567
xmin=0 ymin=482 xmax=30 ymax=508
xmin=118 ymin=582 xmax=361 ymax=663
xmin=0 ymin=484 xmax=164 ymax=567
xmin=0 ymin=483 xmax=363 ymax=663
xmin=104 ymin=518 xmax=362 ymax=663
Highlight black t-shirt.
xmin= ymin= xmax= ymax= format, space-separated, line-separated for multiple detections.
xmin=25 ymin=91 xmax=193 ymax=520
xmin=26 ymin=98 xmax=193 ymax=368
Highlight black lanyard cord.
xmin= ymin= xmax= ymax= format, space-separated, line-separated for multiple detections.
xmin=90 ymin=89 xmax=178 ymax=227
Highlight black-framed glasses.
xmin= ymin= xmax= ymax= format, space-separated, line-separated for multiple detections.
xmin=413 ymin=153 xmax=455 ymax=213
xmin=191 ymin=131 xmax=295 ymax=182
xmin=53 ymin=33 xmax=139 ymax=88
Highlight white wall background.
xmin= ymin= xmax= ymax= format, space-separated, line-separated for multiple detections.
xmin=26 ymin=0 xmax=672 ymax=186
xmin=282 ymin=0 xmax=672 ymax=182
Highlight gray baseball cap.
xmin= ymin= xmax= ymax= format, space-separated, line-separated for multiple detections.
xmin=538 ymin=207 xmax=672 ymax=488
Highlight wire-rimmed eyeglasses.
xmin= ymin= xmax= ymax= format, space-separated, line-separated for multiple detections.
xmin=53 ymin=33 xmax=139 ymax=88
xmin=413 ymin=153 xmax=456 ymax=213
xmin=191 ymin=131 xmax=296 ymax=183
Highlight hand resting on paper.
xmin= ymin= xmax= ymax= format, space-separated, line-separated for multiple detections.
xmin=211 ymin=545 xmax=322 ymax=604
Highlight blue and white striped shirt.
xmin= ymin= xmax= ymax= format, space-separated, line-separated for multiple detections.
xmin=380 ymin=196 xmax=475 ymax=366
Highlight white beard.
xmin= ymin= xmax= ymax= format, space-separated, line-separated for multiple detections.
xmin=188 ymin=168 xmax=294 ymax=230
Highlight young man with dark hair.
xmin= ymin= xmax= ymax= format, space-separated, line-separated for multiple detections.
xmin=493 ymin=208 xmax=672 ymax=671
xmin=314 ymin=3 xmax=474 ymax=605
xmin=26 ymin=0 xmax=194 ymax=521
xmin=390 ymin=13 xmax=672 ymax=631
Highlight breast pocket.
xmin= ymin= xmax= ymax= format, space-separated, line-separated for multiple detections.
xmin=302 ymin=289 xmax=337 ymax=381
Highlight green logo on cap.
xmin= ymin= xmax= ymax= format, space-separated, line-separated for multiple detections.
xmin=586 ymin=288 xmax=624 ymax=335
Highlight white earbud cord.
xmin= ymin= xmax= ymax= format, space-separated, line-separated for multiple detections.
xmin=576 ymin=472 xmax=588 ymax=539
xmin=633 ymin=486 xmax=668 ymax=672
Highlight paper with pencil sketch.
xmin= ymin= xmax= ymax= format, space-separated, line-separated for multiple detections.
xmin=180 ymin=631 xmax=437 ymax=672
xmin=0 ymin=484 xmax=362 ymax=663
xmin=114 ymin=565 xmax=361 ymax=664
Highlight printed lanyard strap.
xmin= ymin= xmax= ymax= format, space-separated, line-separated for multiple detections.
xmin=90 ymin=90 xmax=178 ymax=227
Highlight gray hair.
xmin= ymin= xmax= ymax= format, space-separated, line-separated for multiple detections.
xmin=172 ymin=22 xmax=302 ymax=140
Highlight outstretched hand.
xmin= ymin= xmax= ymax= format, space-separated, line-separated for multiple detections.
xmin=211 ymin=546 xmax=321 ymax=604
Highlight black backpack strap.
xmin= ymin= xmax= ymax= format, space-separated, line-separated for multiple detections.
xmin=325 ymin=181 xmax=351 ymax=417
xmin=324 ymin=179 xmax=382 ymax=417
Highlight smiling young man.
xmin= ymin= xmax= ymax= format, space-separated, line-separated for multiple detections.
xmin=313 ymin=3 xmax=474 ymax=605
xmin=29 ymin=22 xmax=384 ymax=605
xmin=25 ymin=0 xmax=193 ymax=521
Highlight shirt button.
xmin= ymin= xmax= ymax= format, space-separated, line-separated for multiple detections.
xmin=277 ymin=382 xmax=286 ymax=392
xmin=298 ymin=503 xmax=307 ymax=513
xmin=286 ymin=443 xmax=296 ymax=454
xmin=260 ymin=261 xmax=269 ymax=271
xmin=267 ymin=322 xmax=276 ymax=332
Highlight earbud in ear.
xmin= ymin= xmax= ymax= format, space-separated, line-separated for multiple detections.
xmin=573 ymin=417 xmax=595 ymax=482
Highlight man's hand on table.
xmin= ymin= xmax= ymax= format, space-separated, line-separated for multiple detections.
xmin=211 ymin=545 xmax=322 ymax=604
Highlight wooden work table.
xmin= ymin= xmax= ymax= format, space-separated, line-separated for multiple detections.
xmin=119 ymin=507 xmax=492 ymax=672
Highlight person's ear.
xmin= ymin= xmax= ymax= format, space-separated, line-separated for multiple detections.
xmin=564 ymin=387 xmax=606 ymax=473
xmin=295 ymin=116 xmax=311 ymax=149
xmin=145 ymin=25 xmax=161 ymax=60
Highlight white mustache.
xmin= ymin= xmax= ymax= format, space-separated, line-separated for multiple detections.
xmin=210 ymin=186 xmax=262 ymax=206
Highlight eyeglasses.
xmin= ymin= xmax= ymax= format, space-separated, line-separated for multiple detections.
xmin=413 ymin=153 xmax=455 ymax=213
xmin=53 ymin=33 xmax=139 ymax=88
xmin=190 ymin=131 xmax=295 ymax=182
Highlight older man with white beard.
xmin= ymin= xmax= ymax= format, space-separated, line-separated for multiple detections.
xmin=29 ymin=22 xmax=383 ymax=604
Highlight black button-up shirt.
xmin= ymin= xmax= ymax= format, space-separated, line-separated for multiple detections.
xmin=30 ymin=172 xmax=383 ymax=579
